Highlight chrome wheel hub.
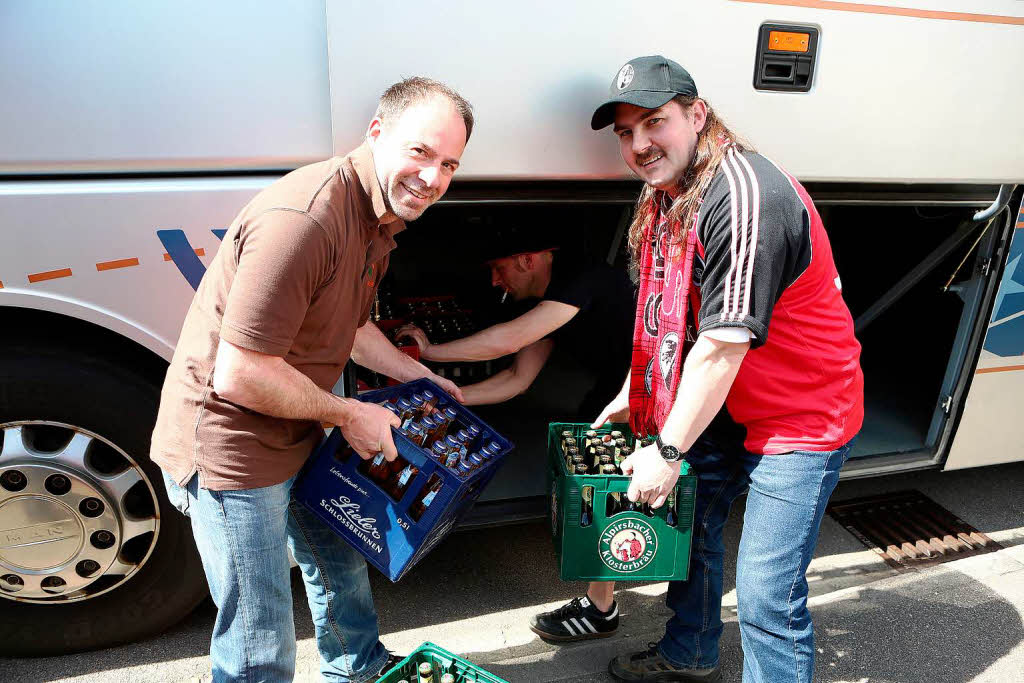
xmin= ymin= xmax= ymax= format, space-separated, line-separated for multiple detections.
xmin=0 ymin=422 xmax=160 ymax=602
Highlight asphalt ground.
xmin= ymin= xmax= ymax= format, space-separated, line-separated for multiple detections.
xmin=4 ymin=461 xmax=1024 ymax=683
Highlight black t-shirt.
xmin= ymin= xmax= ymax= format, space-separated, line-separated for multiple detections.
xmin=542 ymin=255 xmax=635 ymax=411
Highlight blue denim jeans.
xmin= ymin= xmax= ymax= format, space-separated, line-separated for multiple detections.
xmin=658 ymin=436 xmax=854 ymax=683
xmin=163 ymin=471 xmax=388 ymax=682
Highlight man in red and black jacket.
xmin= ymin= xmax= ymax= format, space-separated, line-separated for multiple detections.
xmin=535 ymin=55 xmax=863 ymax=683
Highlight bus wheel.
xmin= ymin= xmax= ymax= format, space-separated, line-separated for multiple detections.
xmin=0 ymin=345 xmax=207 ymax=655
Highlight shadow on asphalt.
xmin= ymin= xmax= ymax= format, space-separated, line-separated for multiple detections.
xmin=458 ymin=567 xmax=1024 ymax=682
xmin=5 ymin=463 xmax=1022 ymax=682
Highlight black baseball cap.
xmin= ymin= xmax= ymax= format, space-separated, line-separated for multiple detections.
xmin=591 ymin=55 xmax=698 ymax=130
xmin=475 ymin=207 xmax=560 ymax=263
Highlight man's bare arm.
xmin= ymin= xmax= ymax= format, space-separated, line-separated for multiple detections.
xmin=419 ymin=301 xmax=578 ymax=362
xmin=460 ymin=340 xmax=554 ymax=406
xmin=351 ymin=322 xmax=464 ymax=401
xmin=658 ymin=334 xmax=750 ymax=452
xmin=212 ymin=338 xmax=401 ymax=459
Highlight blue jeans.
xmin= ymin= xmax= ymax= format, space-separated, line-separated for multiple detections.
xmin=659 ymin=436 xmax=854 ymax=683
xmin=163 ymin=471 xmax=388 ymax=682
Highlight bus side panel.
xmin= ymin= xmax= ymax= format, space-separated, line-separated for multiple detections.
xmin=0 ymin=1 xmax=330 ymax=173
xmin=0 ymin=179 xmax=268 ymax=357
xmin=945 ymin=199 xmax=1024 ymax=470
xmin=326 ymin=0 xmax=1024 ymax=183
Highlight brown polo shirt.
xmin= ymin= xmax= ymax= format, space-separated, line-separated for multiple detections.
xmin=151 ymin=143 xmax=404 ymax=490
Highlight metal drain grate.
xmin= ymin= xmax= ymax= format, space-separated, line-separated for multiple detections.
xmin=827 ymin=490 xmax=1002 ymax=571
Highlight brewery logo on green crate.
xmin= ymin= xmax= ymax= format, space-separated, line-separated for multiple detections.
xmin=599 ymin=517 xmax=658 ymax=572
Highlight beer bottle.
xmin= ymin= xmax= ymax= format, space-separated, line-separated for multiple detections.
xmin=573 ymin=463 xmax=589 ymax=476
xmin=614 ymin=437 xmax=628 ymax=457
xmin=389 ymin=462 xmax=419 ymax=499
xmin=418 ymin=661 xmax=433 ymax=683
xmin=396 ymin=398 xmax=416 ymax=423
xmin=466 ymin=424 xmax=482 ymax=449
xmin=409 ymin=394 xmax=426 ymax=417
xmin=580 ymin=487 xmax=594 ymax=527
xmin=601 ymin=463 xmax=617 ymax=476
xmin=440 ymin=675 xmax=455 ymax=683
xmin=666 ymin=489 xmax=678 ymax=527
xmin=560 ymin=430 xmax=575 ymax=452
xmin=594 ymin=445 xmax=609 ymax=470
xmin=456 ymin=458 xmax=474 ymax=478
xmin=410 ymin=478 xmax=442 ymax=520
xmin=564 ymin=446 xmax=579 ymax=471
xmin=421 ymin=390 xmax=439 ymax=415
xmin=420 ymin=415 xmax=439 ymax=446
xmin=571 ymin=454 xmax=588 ymax=473
xmin=610 ymin=430 xmax=624 ymax=441
xmin=405 ymin=422 xmax=428 ymax=447
xmin=455 ymin=429 xmax=472 ymax=445
xmin=607 ymin=491 xmax=624 ymax=516
xmin=584 ymin=429 xmax=598 ymax=449
xmin=430 ymin=441 xmax=448 ymax=462
xmin=466 ymin=451 xmax=485 ymax=470
xmin=365 ymin=452 xmax=390 ymax=483
xmin=599 ymin=454 xmax=614 ymax=468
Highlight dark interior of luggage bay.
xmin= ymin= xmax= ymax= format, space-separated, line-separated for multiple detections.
xmin=361 ymin=186 xmax=1001 ymax=522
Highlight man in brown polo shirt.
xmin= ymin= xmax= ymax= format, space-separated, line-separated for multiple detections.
xmin=151 ymin=77 xmax=473 ymax=682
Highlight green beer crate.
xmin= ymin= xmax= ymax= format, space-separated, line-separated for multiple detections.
xmin=548 ymin=422 xmax=696 ymax=581
xmin=378 ymin=641 xmax=508 ymax=683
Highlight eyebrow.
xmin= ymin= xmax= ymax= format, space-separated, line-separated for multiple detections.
xmin=411 ymin=141 xmax=460 ymax=168
xmin=613 ymin=107 xmax=662 ymax=133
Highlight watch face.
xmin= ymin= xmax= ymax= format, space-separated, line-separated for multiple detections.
xmin=661 ymin=445 xmax=681 ymax=462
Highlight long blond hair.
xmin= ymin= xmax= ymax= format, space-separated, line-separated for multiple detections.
xmin=626 ymin=96 xmax=749 ymax=263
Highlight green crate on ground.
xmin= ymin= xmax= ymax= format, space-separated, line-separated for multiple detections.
xmin=548 ymin=422 xmax=696 ymax=582
xmin=378 ymin=641 xmax=508 ymax=683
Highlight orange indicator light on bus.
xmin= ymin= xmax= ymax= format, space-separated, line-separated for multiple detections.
xmin=768 ymin=30 xmax=810 ymax=53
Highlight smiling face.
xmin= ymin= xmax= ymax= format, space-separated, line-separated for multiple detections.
xmin=368 ymin=95 xmax=468 ymax=221
xmin=612 ymin=99 xmax=707 ymax=197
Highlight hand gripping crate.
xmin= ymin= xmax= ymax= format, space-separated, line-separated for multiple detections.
xmin=378 ymin=641 xmax=508 ymax=683
xmin=548 ymin=422 xmax=696 ymax=581
xmin=292 ymin=379 xmax=514 ymax=582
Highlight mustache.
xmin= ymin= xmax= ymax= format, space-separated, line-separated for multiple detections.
xmin=636 ymin=148 xmax=665 ymax=166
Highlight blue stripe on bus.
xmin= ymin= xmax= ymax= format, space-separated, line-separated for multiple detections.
xmin=158 ymin=229 xmax=207 ymax=291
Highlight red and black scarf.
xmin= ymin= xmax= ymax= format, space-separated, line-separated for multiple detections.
xmin=628 ymin=194 xmax=699 ymax=438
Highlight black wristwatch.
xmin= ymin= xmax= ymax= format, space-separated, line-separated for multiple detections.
xmin=656 ymin=435 xmax=683 ymax=462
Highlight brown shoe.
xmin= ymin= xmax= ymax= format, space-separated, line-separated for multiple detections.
xmin=608 ymin=643 xmax=721 ymax=682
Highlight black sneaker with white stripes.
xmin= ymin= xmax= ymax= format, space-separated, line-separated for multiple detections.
xmin=529 ymin=595 xmax=619 ymax=642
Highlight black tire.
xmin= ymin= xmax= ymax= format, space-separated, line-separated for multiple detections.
xmin=0 ymin=343 xmax=208 ymax=656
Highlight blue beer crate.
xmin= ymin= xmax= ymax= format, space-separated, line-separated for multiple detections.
xmin=292 ymin=378 xmax=514 ymax=582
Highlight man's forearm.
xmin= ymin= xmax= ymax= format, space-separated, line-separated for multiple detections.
xmin=459 ymin=369 xmax=523 ymax=406
xmin=422 ymin=323 xmax=516 ymax=362
xmin=352 ymin=322 xmax=432 ymax=382
xmin=214 ymin=346 xmax=356 ymax=426
xmin=658 ymin=336 xmax=748 ymax=452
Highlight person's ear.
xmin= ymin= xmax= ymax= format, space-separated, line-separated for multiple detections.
xmin=366 ymin=117 xmax=384 ymax=145
xmin=690 ymin=100 xmax=708 ymax=135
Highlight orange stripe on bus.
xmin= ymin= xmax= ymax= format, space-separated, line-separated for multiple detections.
xmin=729 ymin=0 xmax=1024 ymax=26
xmin=27 ymin=268 xmax=73 ymax=283
xmin=976 ymin=364 xmax=1024 ymax=375
xmin=96 ymin=257 xmax=140 ymax=272
xmin=163 ymin=248 xmax=206 ymax=261
xmin=0 ymin=280 xmax=4 ymax=289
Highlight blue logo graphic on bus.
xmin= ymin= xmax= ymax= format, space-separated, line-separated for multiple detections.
xmin=984 ymin=206 xmax=1024 ymax=358
xmin=157 ymin=228 xmax=226 ymax=292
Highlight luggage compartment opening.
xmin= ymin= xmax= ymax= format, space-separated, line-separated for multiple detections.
xmin=370 ymin=198 xmax=990 ymax=512
xmin=822 ymin=202 xmax=988 ymax=460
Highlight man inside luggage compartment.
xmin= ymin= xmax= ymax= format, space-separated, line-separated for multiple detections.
xmin=393 ymin=219 xmax=636 ymax=420
xmin=149 ymin=77 xmax=472 ymax=682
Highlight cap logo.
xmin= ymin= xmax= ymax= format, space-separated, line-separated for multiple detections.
xmin=617 ymin=64 xmax=635 ymax=90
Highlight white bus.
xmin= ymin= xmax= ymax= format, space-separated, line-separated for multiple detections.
xmin=1 ymin=0 xmax=1022 ymax=655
